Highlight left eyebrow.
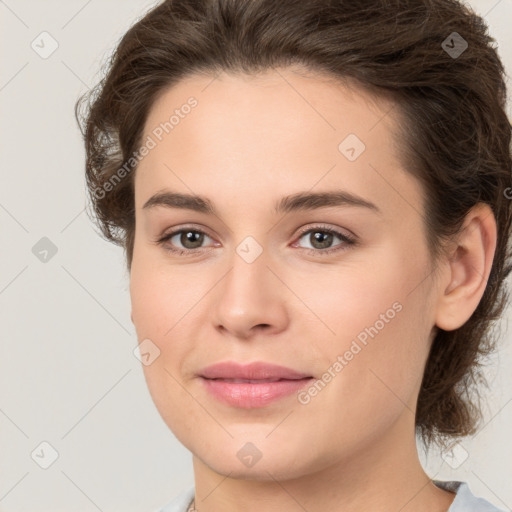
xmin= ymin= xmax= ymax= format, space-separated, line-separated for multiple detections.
xmin=142 ymin=189 xmax=382 ymax=216
xmin=274 ymin=190 xmax=382 ymax=215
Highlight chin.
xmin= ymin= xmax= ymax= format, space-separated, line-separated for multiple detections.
xmin=190 ymin=436 xmax=320 ymax=481
xmin=200 ymin=453 xmax=307 ymax=482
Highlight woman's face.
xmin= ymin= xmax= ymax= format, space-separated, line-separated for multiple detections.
xmin=130 ymin=67 xmax=441 ymax=480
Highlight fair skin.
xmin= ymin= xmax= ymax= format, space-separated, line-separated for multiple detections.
xmin=129 ymin=67 xmax=496 ymax=512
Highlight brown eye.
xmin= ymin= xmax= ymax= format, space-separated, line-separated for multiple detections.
xmin=174 ymin=230 xmax=205 ymax=249
xmin=294 ymin=226 xmax=357 ymax=256
xmin=156 ymin=227 xmax=215 ymax=255
xmin=306 ymin=231 xmax=335 ymax=250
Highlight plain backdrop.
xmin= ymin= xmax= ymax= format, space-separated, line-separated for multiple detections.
xmin=1 ymin=1 xmax=511 ymax=511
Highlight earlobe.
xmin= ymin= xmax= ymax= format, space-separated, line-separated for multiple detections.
xmin=435 ymin=203 xmax=497 ymax=331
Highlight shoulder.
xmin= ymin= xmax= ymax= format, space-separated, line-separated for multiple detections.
xmin=433 ymin=480 xmax=507 ymax=512
xmin=152 ymin=485 xmax=195 ymax=512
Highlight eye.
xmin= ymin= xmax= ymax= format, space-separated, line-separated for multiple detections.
xmin=155 ymin=226 xmax=216 ymax=256
xmin=293 ymin=225 xmax=357 ymax=256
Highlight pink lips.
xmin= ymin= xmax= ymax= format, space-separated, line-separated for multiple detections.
xmin=199 ymin=361 xmax=314 ymax=408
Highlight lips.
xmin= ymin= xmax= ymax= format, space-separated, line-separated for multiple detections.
xmin=198 ymin=361 xmax=314 ymax=408
xmin=199 ymin=361 xmax=312 ymax=381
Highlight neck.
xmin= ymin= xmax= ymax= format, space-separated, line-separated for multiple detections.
xmin=189 ymin=411 xmax=456 ymax=512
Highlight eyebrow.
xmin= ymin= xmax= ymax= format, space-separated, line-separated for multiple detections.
xmin=142 ymin=189 xmax=382 ymax=215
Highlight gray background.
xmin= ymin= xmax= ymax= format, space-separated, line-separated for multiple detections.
xmin=1 ymin=1 xmax=511 ymax=511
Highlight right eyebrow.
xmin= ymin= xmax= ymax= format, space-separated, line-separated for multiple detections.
xmin=142 ymin=190 xmax=215 ymax=214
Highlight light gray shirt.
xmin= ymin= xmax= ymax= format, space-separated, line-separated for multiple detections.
xmin=154 ymin=480 xmax=507 ymax=511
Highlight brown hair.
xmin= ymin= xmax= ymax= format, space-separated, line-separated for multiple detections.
xmin=75 ymin=0 xmax=512 ymax=450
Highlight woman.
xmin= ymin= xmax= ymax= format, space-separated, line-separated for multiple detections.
xmin=76 ymin=0 xmax=511 ymax=511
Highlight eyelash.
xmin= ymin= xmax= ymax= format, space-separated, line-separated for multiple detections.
xmin=155 ymin=224 xmax=357 ymax=258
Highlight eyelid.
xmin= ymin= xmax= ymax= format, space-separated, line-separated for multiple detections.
xmin=156 ymin=223 xmax=215 ymax=242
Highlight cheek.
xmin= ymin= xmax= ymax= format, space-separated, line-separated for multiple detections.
xmin=129 ymin=257 xmax=205 ymax=389
xmin=130 ymin=262 xmax=200 ymax=428
xmin=291 ymin=262 xmax=403 ymax=346
xmin=130 ymin=255 xmax=202 ymax=339
xmin=302 ymin=257 xmax=431 ymax=406
xmin=295 ymin=302 xmax=429 ymax=457
xmin=130 ymin=275 xmax=172 ymax=337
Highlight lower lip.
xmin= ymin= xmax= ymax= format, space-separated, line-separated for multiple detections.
xmin=200 ymin=377 xmax=314 ymax=408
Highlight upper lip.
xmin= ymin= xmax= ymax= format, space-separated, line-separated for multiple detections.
xmin=199 ymin=361 xmax=312 ymax=380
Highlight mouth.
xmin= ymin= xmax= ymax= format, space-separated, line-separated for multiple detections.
xmin=200 ymin=376 xmax=314 ymax=408
xmin=197 ymin=361 xmax=314 ymax=408
xmin=199 ymin=360 xmax=312 ymax=380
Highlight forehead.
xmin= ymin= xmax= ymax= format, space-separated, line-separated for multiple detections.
xmin=141 ymin=66 xmax=398 ymax=144
xmin=134 ymin=67 xmax=421 ymax=221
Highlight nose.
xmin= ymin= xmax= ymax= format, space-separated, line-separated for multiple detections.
xmin=212 ymin=248 xmax=289 ymax=340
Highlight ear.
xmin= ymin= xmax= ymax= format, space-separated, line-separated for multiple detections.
xmin=434 ymin=203 xmax=497 ymax=331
